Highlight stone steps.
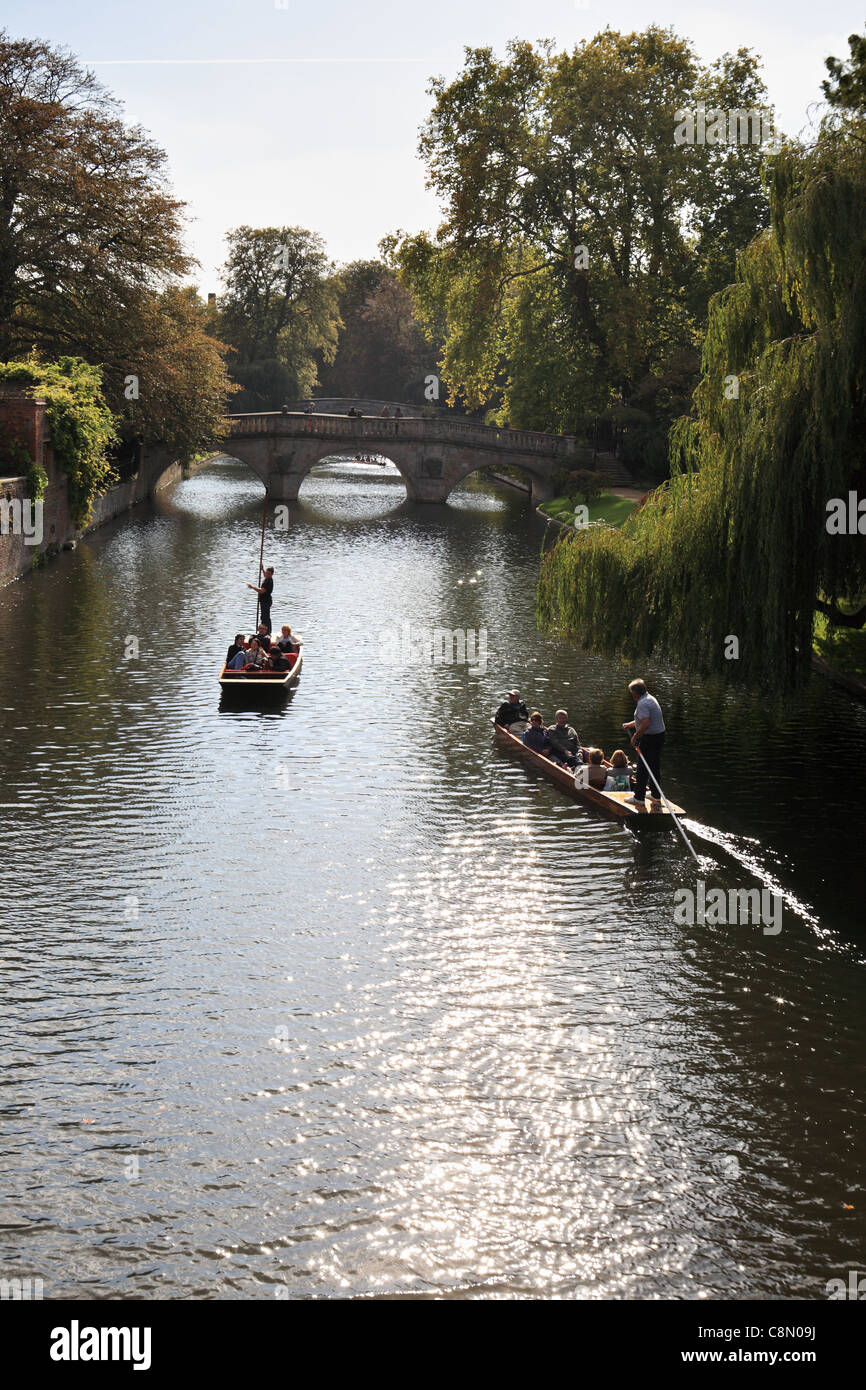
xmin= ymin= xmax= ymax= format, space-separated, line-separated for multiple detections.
xmin=589 ymin=450 xmax=632 ymax=486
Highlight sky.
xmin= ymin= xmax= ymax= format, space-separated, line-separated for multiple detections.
xmin=3 ymin=1 xmax=863 ymax=293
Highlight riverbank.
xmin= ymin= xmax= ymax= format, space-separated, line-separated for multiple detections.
xmin=0 ymin=448 xmax=214 ymax=587
xmin=538 ymin=491 xmax=639 ymax=529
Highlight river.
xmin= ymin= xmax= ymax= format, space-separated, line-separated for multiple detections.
xmin=1 ymin=455 xmax=865 ymax=1299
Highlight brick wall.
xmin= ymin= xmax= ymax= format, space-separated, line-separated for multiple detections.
xmin=0 ymin=390 xmax=203 ymax=585
xmin=0 ymin=390 xmax=51 ymax=472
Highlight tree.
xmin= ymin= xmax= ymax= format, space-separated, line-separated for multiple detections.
xmin=394 ymin=29 xmax=774 ymax=464
xmin=113 ymin=287 xmax=237 ymax=459
xmin=0 ymin=31 xmax=232 ymax=453
xmin=217 ymin=226 xmax=340 ymax=408
xmin=537 ymin=48 xmax=866 ymax=692
xmin=823 ymin=30 xmax=866 ymax=113
xmin=316 ymin=259 xmax=433 ymax=402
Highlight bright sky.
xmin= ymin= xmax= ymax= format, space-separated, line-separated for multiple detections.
xmin=3 ymin=1 xmax=862 ymax=292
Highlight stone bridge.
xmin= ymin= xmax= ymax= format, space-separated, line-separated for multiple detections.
xmin=221 ymin=411 xmax=580 ymax=505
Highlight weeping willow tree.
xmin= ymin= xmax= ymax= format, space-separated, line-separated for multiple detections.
xmin=538 ymin=47 xmax=866 ymax=692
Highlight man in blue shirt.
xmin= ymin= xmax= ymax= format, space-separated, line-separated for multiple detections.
xmin=622 ymin=679 xmax=665 ymax=804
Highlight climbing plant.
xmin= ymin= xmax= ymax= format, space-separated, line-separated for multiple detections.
xmin=0 ymin=357 xmax=117 ymax=526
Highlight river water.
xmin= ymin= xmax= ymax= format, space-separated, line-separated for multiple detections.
xmin=1 ymin=455 xmax=865 ymax=1300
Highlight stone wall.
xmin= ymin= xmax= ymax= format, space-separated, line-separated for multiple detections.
xmin=0 ymin=392 xmax=185 ymax=587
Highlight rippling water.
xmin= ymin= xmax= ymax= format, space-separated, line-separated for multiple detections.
xmin=1 ymin=456 xmax=865 ymax=1299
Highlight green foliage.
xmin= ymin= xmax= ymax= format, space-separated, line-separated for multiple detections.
xmin=0 ymin=356 xmax=117 ymax=526
xmin=218 ymin=226 xmax=340 ymax=406
xmin=823 ymin=30 xmax=866 ymax=112
xmin=394 ymin=28 xmax=774 ymax=465
xmin=813 ymin=600 xmax=866 ymax=679
xmin=318 ymin=259 xmax=433 ymax=401
xmin=108 ymin=287 xmax=233 ymax=457
xmin=568 ymin=470 xmax=605 ymax=505
xmin=0 ymin=33 xmax=233 ymax=455
xmin=26 ymin=461 xmax=48 ymax=499
xmin=537 ymin=87 xmax=866 ymax=692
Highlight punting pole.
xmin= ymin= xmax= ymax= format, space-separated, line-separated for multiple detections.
xmin=255 ymin=487 xmax=267 ymax=629
xmin=633 ymin=738 xmax=700 ymax=863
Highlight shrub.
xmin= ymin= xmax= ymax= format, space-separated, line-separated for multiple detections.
xmin=565 ymin=469 xmax=605 ymax=504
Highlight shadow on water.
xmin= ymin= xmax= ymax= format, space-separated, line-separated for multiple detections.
xmin=217 ymin=677 xmax=303 ymax=718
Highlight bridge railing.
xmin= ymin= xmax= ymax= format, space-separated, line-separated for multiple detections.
xmin=225 ymin=412 xmax=575 ymax=457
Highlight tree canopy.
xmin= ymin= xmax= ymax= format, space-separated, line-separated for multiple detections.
xmin=0 ymin=30 xmax=232 ymax=456
xmin=537 ymin=44 xmax=866 ymax=691
xmin=316 ymin=259 xmax=433 ymax=403
xmin=392 ymin=28 xmax=774 ymax=468
xmin=217 ymin=226 xmax=340 ymax=410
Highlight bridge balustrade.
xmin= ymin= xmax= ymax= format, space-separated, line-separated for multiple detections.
xmin=224 ymin=412 xmax=574 ymax=457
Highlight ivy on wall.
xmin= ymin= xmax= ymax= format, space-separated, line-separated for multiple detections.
xmin=0 ymin=356 xmax=118 ymax=527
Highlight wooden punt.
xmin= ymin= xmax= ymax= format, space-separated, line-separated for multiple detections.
xmin=493 ymin=721 xmax=684 ymax=825
xmin=219 ymin=645 xmax=303 ymax=696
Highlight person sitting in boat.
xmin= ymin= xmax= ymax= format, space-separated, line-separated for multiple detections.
xmin=604 ymin=749 xmax=633 ymax=793
xmin=267 ymin=645 xmax=290 ymax=672
xmin=522 ymin=712 xmax=552 ymax=756
xmin=584 ymin=747 xmax=612 ymax=789
xmin=226 ymin=646 xmax=249 ymax=671
xmin=277 ymin=624 xmax=301 ymax=653
xmin=244 ymin=637 xmax=266 ymax=668
xmin=225 ymin=633 xmax=246 ymax=666
xmin=495 ymin=690 xmax=529 ymax=734
xmin=546 ymin=711 xmax=582 ymax=768
xmin=254 ymin=623 xmax=272 ymax=652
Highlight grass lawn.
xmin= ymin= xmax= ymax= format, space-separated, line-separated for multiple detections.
xmin=541 ymin=492 xmax=637 ymax=528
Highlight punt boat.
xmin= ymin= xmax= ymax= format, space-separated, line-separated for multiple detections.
xmin=493 ymin=721 xmax=684 ymax=825
xmin=219 ymin=644 xmax=303 ymax=698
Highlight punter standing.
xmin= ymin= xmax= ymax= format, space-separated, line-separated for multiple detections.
xmin=622 ymin=678 xmax=665 ymax=806
xmin=248 ymin=565 xmax=275 ymax=634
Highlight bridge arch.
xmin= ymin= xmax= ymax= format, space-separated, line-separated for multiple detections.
xmin=222 ymin=410 xmax=578 ymax=506
xmin=291 ymin=443 xmax=413 ymax=501
xmin=441 ymin=454 xmax=556 ymax=505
